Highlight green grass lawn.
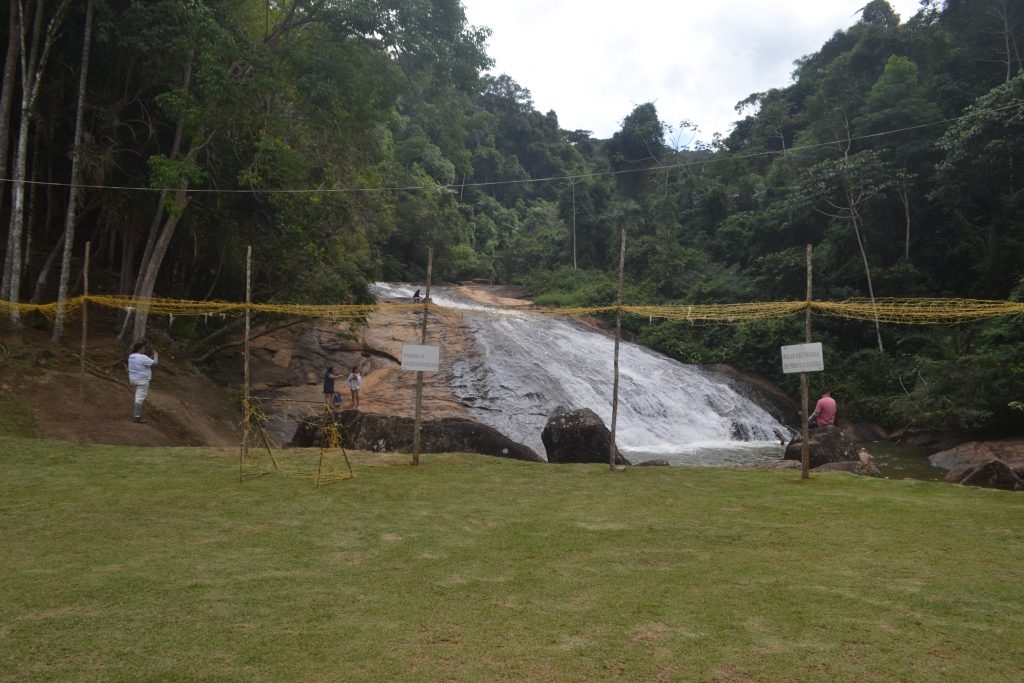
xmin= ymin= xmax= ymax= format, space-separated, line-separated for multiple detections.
xmin=1 ymin=437 xmax=1022 ymax=682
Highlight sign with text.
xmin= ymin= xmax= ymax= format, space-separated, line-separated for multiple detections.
xmin=401 ymin=344 xmax=440 ymax=372
xmin=781 ymin=342 xmax=824 ymax=374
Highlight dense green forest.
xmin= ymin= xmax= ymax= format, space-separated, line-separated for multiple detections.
xmin=1 ymin=0 xmax=1022 ymax=433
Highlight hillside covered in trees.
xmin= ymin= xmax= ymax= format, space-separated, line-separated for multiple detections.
xmin=1 ymin=0 xmax=1022 ymax=433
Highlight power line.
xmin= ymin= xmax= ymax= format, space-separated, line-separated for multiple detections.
xmin=0 ymin=101 xmax=1020 ymax=195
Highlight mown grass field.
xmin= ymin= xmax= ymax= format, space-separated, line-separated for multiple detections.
xmin=1 ymin=434 xmax=1023 ymax=682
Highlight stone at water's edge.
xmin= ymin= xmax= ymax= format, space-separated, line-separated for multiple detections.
xmin=783 ymin=425 xmax=861 ymax=469
xmin=635 ymin=459 xmax=671 ymax=467
xmin=288 ymin=410 xmax=543 ymax=462
xmin=541 ymin=408 xmax=631 ymax=465
xmin=946 ymin=458 xmax=1022 ymax=491
xmin=814 ymin=460 xmax=881 ymax=477
xmin=928 ymin=439 xmax=1024 ymax=470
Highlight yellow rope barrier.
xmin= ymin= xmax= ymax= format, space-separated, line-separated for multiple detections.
xmin=1 ymin=295 xmax=1021 ymax=325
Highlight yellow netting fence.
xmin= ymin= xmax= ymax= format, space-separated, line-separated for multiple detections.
xmin=3 ymin=295 xmax=1022 ymax=325
xmin=241 ymin=396 xmax=353 ymax=487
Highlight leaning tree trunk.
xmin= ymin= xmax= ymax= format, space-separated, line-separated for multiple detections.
xmin=118 ymin=51 xmax=195 ymax=342
xmin=846 ymin=190 xmax=884 ymax=352
xmin=53 ymin=0 xmax=94 ymax=341
xmin=899 ymin=188 xmax=911 ymax=261
xmin=130 ymin=183 xmax=192 ymax=342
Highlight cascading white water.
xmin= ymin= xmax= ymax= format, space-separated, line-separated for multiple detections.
xmin=372 ymin=283 xmax=792 ymax=466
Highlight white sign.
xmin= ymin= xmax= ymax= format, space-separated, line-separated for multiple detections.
xmin=401 ymin=344 xmax=440 ymax=372
xmin=781 ymin=342 xmax=824 ymax=374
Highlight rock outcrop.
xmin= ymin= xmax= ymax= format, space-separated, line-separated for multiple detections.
xmin=289 ymin=410 xmax=542 ymax=462
xmin=783 ymin=426 xmax=861 ymax=469
xmin=541 ymin=408 xmax=630 ymax=465
xmin=927 ymin=439 xmax=1024 ymax=491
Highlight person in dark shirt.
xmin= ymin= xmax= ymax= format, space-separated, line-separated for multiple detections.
xmin=323 ymin=367 xmax=341 ymax=412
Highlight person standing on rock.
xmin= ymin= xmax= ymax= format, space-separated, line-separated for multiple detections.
xmin=809 ymin=388 xmax=837 ymax=428
xmin=127 ymin=341 xmax=158 ymax=423
xmin=323 ymin=367 xmax=341 ymax=412
xmin=348 ymin=366 xmax=362 ymax=410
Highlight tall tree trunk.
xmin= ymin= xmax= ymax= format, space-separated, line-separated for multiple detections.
xmin=899 ymin=188 xmax=911 ymax=261
xmin=0 ymin=2 xmax=21 ymax=236
xmin=131 ymin=181 xmax=193 ymax=342
xmin=3 ymin=0 xmax=71 ymax=324
xmin=53 ymin=0 xmax=94 ymax=341
xmin=846 ymin=189 xmax=884 ymax=352
xmin=118 ymin=51 xmax=195 ymax=341
xmin=30 ymin=226 xmax=64 ymax=304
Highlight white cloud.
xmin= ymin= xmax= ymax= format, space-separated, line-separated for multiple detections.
xmin=461 ymin=0 xmax=924 ymax=141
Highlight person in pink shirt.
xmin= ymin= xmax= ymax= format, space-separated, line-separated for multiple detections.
xmin=809 ymin=388 xmax=837 ymax=427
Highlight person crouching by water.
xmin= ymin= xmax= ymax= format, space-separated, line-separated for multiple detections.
xmin=413 ymin=289 xmax=421 ymax=303
xmin=808 ymin=388 xmax=836 ymax=428
xmin=348 ymin=366 xmax=362 ymax=410
xmin=323 ymin=366 xmax=341 ymax=412
xmin=127 ymin=341 xmax=158 ymax=423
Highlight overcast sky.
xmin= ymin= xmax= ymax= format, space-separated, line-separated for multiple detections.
xmin=460 ymin=0 xmax=925 ymax=144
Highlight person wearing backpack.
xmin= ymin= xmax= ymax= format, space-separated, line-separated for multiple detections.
xmin=323 ymin=367 xmax=342 ymax=412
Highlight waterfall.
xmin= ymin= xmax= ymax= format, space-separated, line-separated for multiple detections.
xmin=372 ymin=283 xmax=791 ymax=466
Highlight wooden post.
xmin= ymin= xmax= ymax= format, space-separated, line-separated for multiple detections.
xmin=241 ymin=245 xmax=252 ymax=480
xmin=610 ymin=227 xmax=626 ymax=471
xmin=79 ymin=241 xmax=90 ymax=404
xmin=412 ymin=247 xmax=433 ymax=466
xmin=571 ymin=177 xmax=577 ymax=271
xmin=801 ymin=244 xmax=813 ymax=480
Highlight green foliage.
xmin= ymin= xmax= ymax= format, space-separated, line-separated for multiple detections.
xmin=523 ymin=268 xmax=621 ymax=307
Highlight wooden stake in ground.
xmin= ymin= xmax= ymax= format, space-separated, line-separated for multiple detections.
xmin=610 ymin=227 xmax=626 ymax=471
xmin=79 ymin=241 xmax=90 ymax=404
xmin=241 ymin=245 xmax=252 ymax=479
xmin=412 ymin=247 xmax=433 ymax=467
xmin=801 ymin=244 xmax=813 ymax=480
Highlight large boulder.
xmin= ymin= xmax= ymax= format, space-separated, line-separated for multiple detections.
xmin=814 ymin=460 xmax=882 ymax=477
xmin=946 ymin=458 xmax=1022 ymax=491
xmin=541 ymin=408 xmax=630 ymax=465
xmin=928 ymin=439 xmax=1024 ymax=471
xmin=288 ymin=410 xmax=542 ymax=462
xmin=783 ymin=426 xmax=860 ymax=469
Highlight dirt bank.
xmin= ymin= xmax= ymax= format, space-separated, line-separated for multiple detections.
xmin=0 ymin=324 xmax=240 ymax=447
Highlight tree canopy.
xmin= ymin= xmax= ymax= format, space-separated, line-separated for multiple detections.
xmin=1 ymin=0 xmax=1022 ymax=432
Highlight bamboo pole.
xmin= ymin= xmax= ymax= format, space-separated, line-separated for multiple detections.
xmin=241 ymin=245 xmax=252 ymax=480
xmin=801 ymin=244 xmax=813 ymax=480
xmin=412 ymin=247 xmax=433 ymax=466
xmin=79 ymin=241 xmax=90 ymax=404
xmin=610 ymin=227 xmax=626 ymax=471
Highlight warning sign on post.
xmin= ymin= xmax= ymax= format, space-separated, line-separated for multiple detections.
xmin=781 ymin=342 xmax=824 ymax=374
xmin=401 ymin=344 xmax=440 ymax=372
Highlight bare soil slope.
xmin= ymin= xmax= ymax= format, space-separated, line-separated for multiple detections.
xmin=0 ymin=285 xmax=529 ymax=448
xmin=1 ymin=325 xmax=240 ymax=447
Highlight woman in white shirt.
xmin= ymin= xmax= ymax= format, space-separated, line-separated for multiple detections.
xmin=347 ymin=367 xmax=362 ymax=410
